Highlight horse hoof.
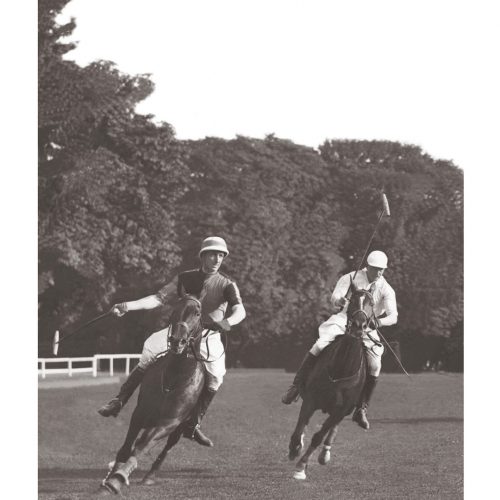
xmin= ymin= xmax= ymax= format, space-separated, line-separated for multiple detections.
xmin=293 ymin=470 xmax=307 ymax=480
xmin=97 ymin=484 xmax=115 ymax=496
xmin=104 ymin=476 xmax=123 ymax=494
xmin=318 ymin=451 xmax=331 ymax=465
xmin=141 ymin=476 xmax=156 ymax=486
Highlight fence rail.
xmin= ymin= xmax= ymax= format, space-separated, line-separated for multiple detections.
xmin=38 ymin=354 xmax=142 ymax=379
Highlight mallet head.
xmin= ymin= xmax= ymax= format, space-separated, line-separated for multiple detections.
xmin=381 ymin=193 xmax=391 ymax=216
xmin=52 ymin=330 xmax=60 ymax=356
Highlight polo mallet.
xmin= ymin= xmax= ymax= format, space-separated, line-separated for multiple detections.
xmin=344 ymin=192 xmax=391 ymax=300
xmin=344 ymin=193 xmax=410 ymax=377
xmin=351 ymin=192 xmax=391 ymax=283
xmin=52 ymin=310 xmax=113 ymax=356
xmin=374 ymin=326 xmax=411 ymax=379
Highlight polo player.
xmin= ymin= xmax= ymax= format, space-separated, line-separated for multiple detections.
xmin=97 ymin=236 xmax=246 ymax=447
xmin=281 ymin=250 xmax=398 ymax=430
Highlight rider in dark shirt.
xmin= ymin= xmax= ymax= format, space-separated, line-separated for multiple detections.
xmin=97 ymin=237 xmax=246 ymax=447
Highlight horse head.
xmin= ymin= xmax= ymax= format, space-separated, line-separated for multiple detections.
xmin=168 ymin=295 xmax=203 ymax=355
xmin=346 ymin=283 xmax=374 ymax=338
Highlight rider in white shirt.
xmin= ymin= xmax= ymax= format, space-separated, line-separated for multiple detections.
xmin=282 ymin=250 xmax=398 ymax=430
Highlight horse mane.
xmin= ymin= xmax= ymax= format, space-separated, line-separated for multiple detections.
xmin=324 ymin=334 xmax=365 ymax=382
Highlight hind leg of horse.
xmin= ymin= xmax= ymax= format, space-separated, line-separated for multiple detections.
xmin=318 ymin=424 xmax=339 ymax=465
xmin=141 ymin=425 xmax=184 ymax=485
xmin=294 ymin=413 xmax=342 ymax=480
xmin=289 ymin=400 xmax=314 ymax=461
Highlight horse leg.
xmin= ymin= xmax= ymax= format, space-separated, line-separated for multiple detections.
xmin=289 ymin=400 xmax=314 ymax=461
xmin=141 ymin=425 xmax=184 ymax=485
xmin=104 ymin=422 xmax=178 ymax=494
xmin=293 ymin=413 xmax=343 ymax=480
xmin=99 ymin=412 xmax=142 ymax=494
xmin=318 ymin=424 xmax=339 ymax=465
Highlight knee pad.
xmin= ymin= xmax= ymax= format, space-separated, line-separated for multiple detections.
xmin=138 ymin=349 xmax=155 ymax=370
xmin=205 ymin=373 xmax=223 ymax=391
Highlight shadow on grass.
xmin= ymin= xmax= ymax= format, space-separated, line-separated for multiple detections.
xmin=39 ymin=467 xmax=217 ymax=481
xmin=372 ymin=416 xmax=463 ymax=424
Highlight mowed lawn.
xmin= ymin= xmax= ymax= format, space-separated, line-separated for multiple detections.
xmin=39 ymin=370 xmax=463 ymax=500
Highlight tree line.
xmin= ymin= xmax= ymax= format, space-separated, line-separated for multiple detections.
xmin=38 ymin=0 xmax=463 ymax=372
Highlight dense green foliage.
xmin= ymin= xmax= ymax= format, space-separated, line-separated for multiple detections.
xmin=38 ymin=1 xmax=463 ymax=371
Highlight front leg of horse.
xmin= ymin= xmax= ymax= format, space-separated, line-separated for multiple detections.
xmin=318 ymin=425 xmax=338 ymax=465
xmin=99 ymin=416 xmax=143 ymax=495
xmin=104 ymin=425 xmax=174 ymax=494
xmin=289 ymin=402 xmax=313 ymax=461
xmin=294 ymin=415 xmax=339 ymax=480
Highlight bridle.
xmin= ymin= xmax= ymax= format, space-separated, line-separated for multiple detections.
xmin=166 ymin=296 xmax=227 ymax=363
xmin=167 ymin=296 xmax=203 ymax=354
xmin=347 ymin=290 xmax=374 ymax=326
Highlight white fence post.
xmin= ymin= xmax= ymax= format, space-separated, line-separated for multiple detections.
xmin=110 ymin=358 xmax=114 ymax=377
xmin=93 ymin=357 xmax=97 ymax=377
xmin=68 ymin=359 xmax=72 ymax=377
xmin=126 ymin=357 xmax=130 ymax=375
xmin=42 ymin=360 xmax=46 ymax=379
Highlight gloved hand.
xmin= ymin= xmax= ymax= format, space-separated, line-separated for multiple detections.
xmin=368 ymin=317 xmax=381 ymax=330
xmin=111 ymin=303 xmax=128 ymax=317
xmin=332 ymin=296 xmax=348 ymax=313
xmin=335 ymin=297 xmax=349 ymax=308
xmin=204 ymin=319 xmax=231 ymax=333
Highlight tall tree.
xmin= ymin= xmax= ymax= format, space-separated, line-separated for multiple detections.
xmin=38 ymin=0 xmax=188 ymax=353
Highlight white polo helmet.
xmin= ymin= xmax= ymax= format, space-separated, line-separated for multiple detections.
xmin=366 ymin=250 xmax=388 ymax=269
xmin=199 ymin=236 xmax=229 ymax=257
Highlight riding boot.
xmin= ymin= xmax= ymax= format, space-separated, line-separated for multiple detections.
xmin=281 ymin=352 xmax=318 ymax=404
xmin=183 ymin=386 xmax=218 ymax=447
xmin=352 ymin=375 xmax=378 ymax=430
xmin=98 ymin=366 xmax=146 ymax=417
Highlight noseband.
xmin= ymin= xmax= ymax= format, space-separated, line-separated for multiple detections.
xmin=347 ymin=290 xmax=375 ymax=333
xmin=168 ymin=296 xmax=203 ymax=352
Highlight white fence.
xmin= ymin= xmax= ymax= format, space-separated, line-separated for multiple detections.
xmin=38 ymin=354 xmax=142 ymax=379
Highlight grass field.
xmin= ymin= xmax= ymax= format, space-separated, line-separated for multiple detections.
xmin=39 ymin=370 xmax=463 ymax=499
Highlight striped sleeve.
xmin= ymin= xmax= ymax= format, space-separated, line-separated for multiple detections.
xmin=223 ymin=282 xmax=243 ymax=307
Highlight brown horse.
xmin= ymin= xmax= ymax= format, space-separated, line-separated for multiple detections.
xmin=99 ymin=294 xmax=206 ymax=495
xmin=288 ymin=285 xmax=375 ymax=480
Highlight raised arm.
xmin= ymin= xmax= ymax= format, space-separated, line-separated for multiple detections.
xmin=330 ymin=273 xmax=352 ymax=312
xmin=111 ymin=279 xmax=178 ymax=317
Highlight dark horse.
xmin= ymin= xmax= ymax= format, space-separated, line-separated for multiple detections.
xmin=100 ymin=294 xmax=206 ymax=495
xmin=288 ymin=285 xmax=375 ymax=480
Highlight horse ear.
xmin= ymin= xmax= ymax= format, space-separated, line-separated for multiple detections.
xmin=349 ymin=276 xmax=358 ymax=292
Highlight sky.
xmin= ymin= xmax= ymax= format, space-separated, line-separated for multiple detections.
xmin=55 ymin=0 xmax=498 ymax=171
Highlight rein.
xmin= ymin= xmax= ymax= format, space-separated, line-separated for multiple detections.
xmin=346 ymin=290 xmax=383 ymax=349
xmin=163 ymin=295 xmax=228 ymax=363
xmin=190 ymin=328 xmax=228 ymax=363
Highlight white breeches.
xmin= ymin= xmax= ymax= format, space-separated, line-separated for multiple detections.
xmin=138 ymin=328 xmax=226 ymax=391
xmin=310 ymin=316 xmax=385 ymax=377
